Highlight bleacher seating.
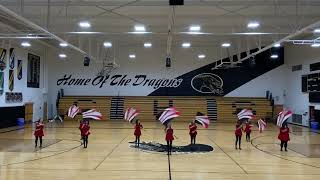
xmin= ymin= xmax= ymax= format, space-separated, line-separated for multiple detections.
xmin=58 ymin=96 xmax=272 ymax=123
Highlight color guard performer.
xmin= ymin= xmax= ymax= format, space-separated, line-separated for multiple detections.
xmin=189 ymin=121 xmax=197 ymax=145
xmin=134 ymin=120 xmax=143 ymax=147
xmin=244 ymin=121 xmax=253 ymax=142
xmin=34 ymin=119 xmax=44 ymax=148
xmin=165 ymin=125 xmax=174 ymax=155
xmin=278 ymin=123 xmax=290 ymax=151
xmin=235 ymin=120 xmax=243 ymax=150
xmin=79 ymin=120 xmax=90 ymax=148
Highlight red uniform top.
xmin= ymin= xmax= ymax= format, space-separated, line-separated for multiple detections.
xmin=34 ymin=122 xmax=44 ymax=137
xmin=244 ymin=124 xmax=253 ymax=133
xmin=235 ymin=124 xmax=242 ymax=136
xmin=79 ymin=123 xmax=90 ymax=136
xmin=278 ymin=127 xmax=290 ymax=141
xmin=134 ymin=123 xmax=143 ymax=136
xmin=166 ymin=128 xmax=174 ymax=141
xmin=189 ymin=124 xmax=197 ymax=136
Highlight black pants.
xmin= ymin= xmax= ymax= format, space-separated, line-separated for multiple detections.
xmin=246 ymin=132 xmax=251 ymax=142
xmin=167 ymin=140 xmax=173 ymax=155
xmin=135 ymin=136 xmax=140 ymax=147
xmin=235 ymin=135 xmax=241 ymax=149
xmin=35 ymin=136 xmax=42 ymax=147
xmin=82 ymin=135 xmax=88 ymax=148
xmin=280 ymin=141 xmax=288 ymax=151
xmin=190 ymin=135 xmax=196 ymax=144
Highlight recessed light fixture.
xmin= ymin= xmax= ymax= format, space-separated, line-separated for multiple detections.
xmin=221 ymin=43 xmax=231 ymax=47
xmin=134 ymin=25 xmax=146 ymax=31
xmin=129 ymin=54 xmax=136 ymax=59
xmin=59 ymin=53 xmax=67 ymax=58
xmin=270 ymin=54 xmax=278 ymax=59
xmin=189 ymin=25 xmax=201 ymax=31
xmin=311 ymin=43 xmax=320 ymax=48
xmin=79 ymin=21 xmax=91 ymax=28
xmin=59 ymin=42 xmax=68 ymax=47
xmin=182 ymin=42 xmax=191 ymax=48
xmin=144 ymin=42 xmax=152 ymax=48
xmin=21 ymin=41 xmax=31 ymax=47
xmin=247 ymin=22 xmax=260 ymax=29
xmin=274 ymin=43 xmax=281 ymax=47
xmin=198 ymin=54 xmax=206 ymax=59
xmin=314 ymin=29 xmax=320 ymax=33
xmin=103 ymin=42 xmax=112 ymax=48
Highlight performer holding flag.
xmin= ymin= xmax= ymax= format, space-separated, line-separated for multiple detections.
xmin=157 ymin=107 xmax=180 ymax=155
xmin=34 ymin=119 xmax=44 ymax=148
xmin=277 ymin=109 xmax=292 ymax=151
xmin=244 ymin=121 xmax=253 ymax=142
xmin=124 ymin=107 xmax=142 ymax=147
xmin=79 ymin=120 xmax=90 ymax=148
xmin=235 ymin=109 xmax=254 ymax=149
xmin=190 ymin=112 xmax=210 ymax=144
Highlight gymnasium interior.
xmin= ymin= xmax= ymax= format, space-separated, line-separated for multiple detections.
xmin=0 ymin=0 xmax=320 ymax=179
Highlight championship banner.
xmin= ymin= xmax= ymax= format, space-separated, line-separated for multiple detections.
xmin=0 ymin=48 xmax=7 ymax=71
xmin=9 ymin=48 xmax=15 ymax=69
xmin=0 ymin=72 xmax=3 ymax=95
xmin=9 ymin=69 xmax=14 ymax=91
xmin=17 ymin=60 xmax=22 ymax=80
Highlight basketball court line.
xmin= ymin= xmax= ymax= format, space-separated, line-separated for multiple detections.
xmin=250 ymin=135 xmax=320 ymax=169
xmin=93 ymin=135 xmax=129 ymax=170
xmin=0 ymin=139 xmax=82 ymax=167
xmin=207 ymin=136 xmax=248 ymax=174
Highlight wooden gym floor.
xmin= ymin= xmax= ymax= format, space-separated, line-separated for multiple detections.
xmin=0 ymin=121 xmax=320 ymax=180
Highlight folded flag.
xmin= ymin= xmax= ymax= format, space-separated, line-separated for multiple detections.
xmin=237 ymin=109 xmax=254 ymax=120
xmin=258 ymin=119 xmax=267 ymax=132
xmin=158 ymin=107 xmax=180 ymax=125
xmin=277 ymin=110 xmax=292 ymax=127
xmin=82 ymin=109 xmax=102 ymax=120
xmin=195 ymin=116 xmax=210 ymax=128
xmin=68 ymin=105 xmax=80 ymax=118
xmin=124 ymin=107 xmax=140 ymax=123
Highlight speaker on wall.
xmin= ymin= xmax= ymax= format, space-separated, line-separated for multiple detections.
xmin=169 ymin=0 xmax=184 ymax=5
xmin=166 ymin=57 xmax=171 ymax=67
xmin=309 ymin=92 xmax=320 ymax=103
xmin=84 ymin=56 xmax=90 ymax=66
xmin=302 ymin=75 xmax=308 ymax=93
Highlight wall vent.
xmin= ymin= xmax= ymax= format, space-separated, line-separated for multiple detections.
xmin=292 ymin=64 xmax=302 ymax=72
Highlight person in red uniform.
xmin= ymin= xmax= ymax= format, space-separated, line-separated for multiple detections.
xmin=189 ymin=121 xmax=197 ymax=145
xmin=235 ymin=120 xmax=243 ymax=150
xmin=165 ymin=124 xmax=174 ymax=155
xmin=278 ymin=123 xmax=290 ymax=151
xmin=79 ymin=119 xmax=90 ymax=148
xmin=134 ymin=120 xmax=143 ymax=147
xmin=244 ymin=121 xmax=253 ymax=142
xmin=34 ymin=119 xmax=44 ymax=148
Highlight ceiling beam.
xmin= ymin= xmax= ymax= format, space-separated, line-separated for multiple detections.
xmin=0 ymin=3 xmax=93 ymax=59
xmin=2 ymin=0 xmax=320 ymax=7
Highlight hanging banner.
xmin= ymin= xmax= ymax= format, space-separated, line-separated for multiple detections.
xmin=9 ymin=48 xmax=15 ymax=69
xmin=17 ymin=60 xmax=22 ymax=80
xmin=0 ymin=48 xmax=7 ymax=71
xmin=9 ymin=69 xmax=14 ymax=91
xmin=0 ymin=72 xmax=3 ymax=95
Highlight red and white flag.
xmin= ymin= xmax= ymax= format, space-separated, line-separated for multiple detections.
xmin=158 ymin=107 xmax=180 ymax=125
xmin=237 ymin=109 xmax=254 ymax=120
xmin=124 ymin=107 xmax=140 ymax=123
xmin=258 ymin=119 xmax=267 ymax=132
xmin=277 ymin=110 xmax=292 ymax=127
xmin=195 ymin=116 xmax=210 ymax=128
xmin=82 ymin=109 xmax=102 ymax=120
xmin=68 ymin=105 xmax=80 ymax=118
